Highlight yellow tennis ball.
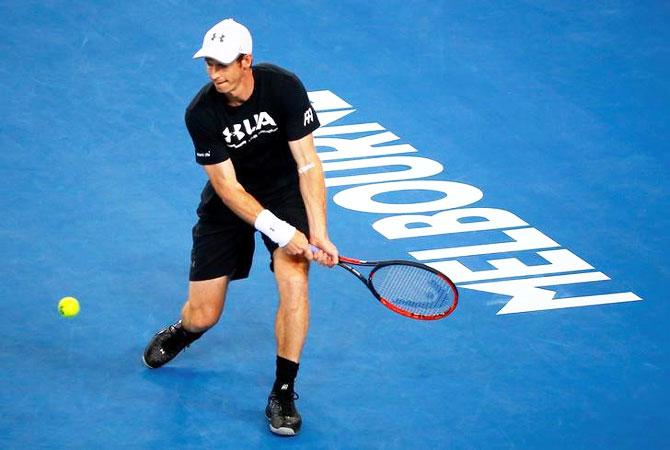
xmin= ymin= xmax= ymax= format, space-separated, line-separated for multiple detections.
xmin=58 ymin=296 xmax=80 ymax=317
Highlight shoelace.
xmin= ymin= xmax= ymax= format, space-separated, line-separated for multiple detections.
xmin=276 ymin=392 xmax=299 ymax=415
xmin=275 ymin=390 xmax=299 ymax=401
xmin=161 ymin=324 xmax=189 ymax=353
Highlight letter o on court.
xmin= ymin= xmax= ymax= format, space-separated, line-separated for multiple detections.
xmin=333 ymin=180 xmax=483 ymax=214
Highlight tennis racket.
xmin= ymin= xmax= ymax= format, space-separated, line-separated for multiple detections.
xmin=311 ymin=246 xmax=458 ymax=320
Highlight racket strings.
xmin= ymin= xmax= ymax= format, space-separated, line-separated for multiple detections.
xmin=371 ymin=264 xmax=455 ymax=317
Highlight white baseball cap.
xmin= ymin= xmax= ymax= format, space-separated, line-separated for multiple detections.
xmin=193 ymin=18 xmax=252 ymax=64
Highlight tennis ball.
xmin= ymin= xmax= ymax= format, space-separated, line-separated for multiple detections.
xmin=58 ymin=296 xmax=80 ymax=317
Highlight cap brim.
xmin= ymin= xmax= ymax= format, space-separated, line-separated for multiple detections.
xmin=192 ymin=48 xmax=239 ymax=64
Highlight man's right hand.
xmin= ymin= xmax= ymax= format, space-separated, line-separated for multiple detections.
xmin=282 ymin=230 xmax=313 ymax=261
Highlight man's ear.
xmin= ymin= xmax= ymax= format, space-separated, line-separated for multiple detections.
xmin=241 ymin=53 xmax=253 ymax=68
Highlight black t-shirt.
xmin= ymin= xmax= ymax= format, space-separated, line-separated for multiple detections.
xmin=185 ymin=63 xmax=320 ymax=217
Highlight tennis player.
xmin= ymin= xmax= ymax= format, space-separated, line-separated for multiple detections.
xmin=142 ymin=18 xmax=338 ymax=436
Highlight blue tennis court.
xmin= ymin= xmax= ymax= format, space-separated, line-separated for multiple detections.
xmin=1 ymin=1 xmax=667 ymax=448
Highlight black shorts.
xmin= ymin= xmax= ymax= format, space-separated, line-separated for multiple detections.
xmin=189 ymin=185 xmax=309 ymax=282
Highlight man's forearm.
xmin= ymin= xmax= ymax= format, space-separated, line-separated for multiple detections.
xmin=209 ymin=176 xmax=265 ymax=226
xmin=211 ymin=178 xmax=297 ymax=247
xmin=298 ymin=159 xmax=329 ymax=241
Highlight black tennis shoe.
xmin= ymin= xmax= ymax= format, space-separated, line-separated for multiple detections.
xmin=265 ymin=387 xmax=302 ymax=436
xmin=142 ymin=320 xmax=203 ymax=368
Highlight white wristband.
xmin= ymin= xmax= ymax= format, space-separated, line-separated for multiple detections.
xmin=254 ymin=209 xmax=296 ymax=247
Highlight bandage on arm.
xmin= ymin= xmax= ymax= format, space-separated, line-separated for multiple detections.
xmin=298 ymin=162 xmax=315 ymax=174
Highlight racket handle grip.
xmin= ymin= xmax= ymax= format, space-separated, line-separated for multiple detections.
xmin=308 ymin=244 xmax=319 ymax=254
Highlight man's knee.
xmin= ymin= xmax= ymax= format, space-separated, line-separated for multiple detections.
xmin=276 ymin=271 xmax=310 ymax=314
xmin=183 ymin=277 xmax=228 ymax=331
xmin=276 ymin=260 xmax=309 ymax=292
xmin=184 ymin=301 xmax=222 ymax=330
